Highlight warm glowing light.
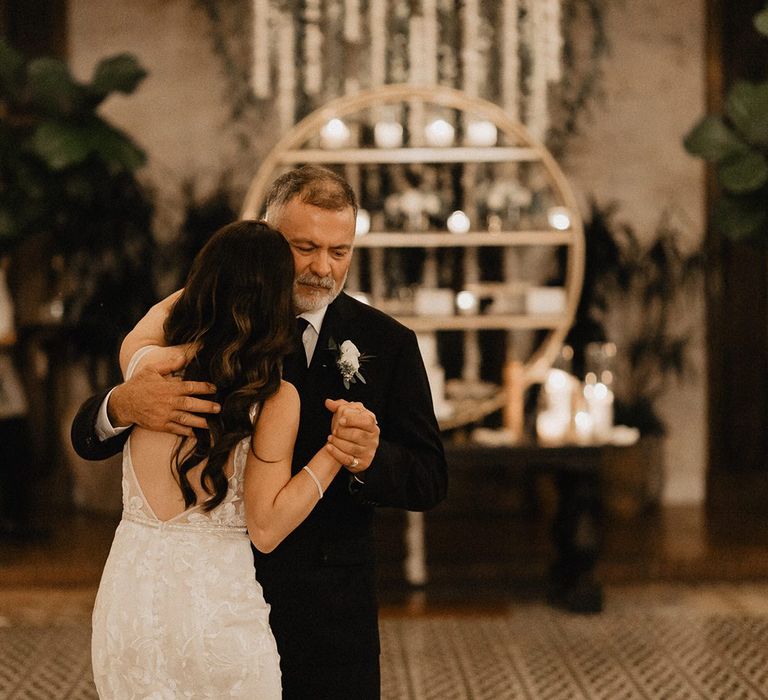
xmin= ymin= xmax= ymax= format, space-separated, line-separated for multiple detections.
xmin=547 ymin=206 xmax=571 ymax=231
xmin=447 ymin=210 xmax=471 ymax=234
xmin=466 ymin=120 xmax=497 ymax=147
xmin=424 ymin=118 xmax=455 ymax=147
xmin=456 ymin=290 xmax=478 ymax=315
xmin=320 ymin=118 xmax=350 ymax=148
xmin=355 ymin=209 xmax=371 ymax=236
xmin=574 ymin=410 xmax=594 ymax=444
xmin=374 ymin=121 xmax=403 ymax=148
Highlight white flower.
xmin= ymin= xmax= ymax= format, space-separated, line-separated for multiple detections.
xmin=331 ymin=338 xmax=367 ymax=389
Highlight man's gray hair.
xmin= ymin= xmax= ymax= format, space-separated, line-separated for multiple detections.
xmin=264 ymin=165 xmax=358 ymax=222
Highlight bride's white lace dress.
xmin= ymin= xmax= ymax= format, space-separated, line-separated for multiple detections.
xmin=91 ymin=433 xmax=281 ymax=698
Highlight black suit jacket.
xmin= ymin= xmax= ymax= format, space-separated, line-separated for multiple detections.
xmin=71 ymin=292 xmax=447 ymax=669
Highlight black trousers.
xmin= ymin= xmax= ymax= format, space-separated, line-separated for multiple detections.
xmin=281 ymin=658 xmax=381 ymax=700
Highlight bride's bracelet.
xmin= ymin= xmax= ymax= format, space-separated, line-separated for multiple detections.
xmin=302 ymin=465 xmax=324 ymax=499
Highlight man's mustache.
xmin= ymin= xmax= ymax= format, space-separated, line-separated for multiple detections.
xmin=296 ymin=273 xmax=334 ymax=289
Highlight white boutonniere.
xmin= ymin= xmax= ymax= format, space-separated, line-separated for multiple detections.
xmin=328 ymin=338 xmax=368 ymax=389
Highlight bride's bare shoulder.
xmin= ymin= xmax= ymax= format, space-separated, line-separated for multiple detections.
xmin=259 ymin=380 xmax=300 ymax=423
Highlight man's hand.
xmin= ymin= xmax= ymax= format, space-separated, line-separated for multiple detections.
xmin=108 ymin=351 xmax=219 ymax=437
xmin=324 ymin=399 xmax=380 ymax=473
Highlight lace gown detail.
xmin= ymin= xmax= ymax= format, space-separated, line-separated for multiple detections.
xmin=91 ymin=435 xmax=281 ymax=699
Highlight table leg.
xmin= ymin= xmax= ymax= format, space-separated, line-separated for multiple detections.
xmin=547 ymin=470 xmax=604 ymax=613
xmin=404 ymin=510 xmax=428 ymax=586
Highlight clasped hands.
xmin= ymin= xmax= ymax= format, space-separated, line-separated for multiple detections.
xmin=108 ymin=346 xmax=379 ymax=474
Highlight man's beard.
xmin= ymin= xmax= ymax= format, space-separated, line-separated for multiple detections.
xmin=293 ymin=271 xmax=346 ymax=313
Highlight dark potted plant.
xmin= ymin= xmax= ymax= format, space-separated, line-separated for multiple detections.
xmin=0 ymin=38 xmax=157 ymax=386
xmin=562 ymin=199 xmax=703 ymax=515
xmin=683 ymin=3 xmax=768 ymax=244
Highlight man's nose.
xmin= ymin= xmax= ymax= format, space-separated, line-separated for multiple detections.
xmin=310 ymin=250 xmax=332 ymax=278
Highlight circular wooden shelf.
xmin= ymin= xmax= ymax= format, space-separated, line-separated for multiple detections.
xmin=242 ymin=84 xmax=584 ymax=429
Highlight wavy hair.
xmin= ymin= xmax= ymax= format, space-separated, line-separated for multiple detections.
xmin=163 ymin=220 xmax=295 ymax=511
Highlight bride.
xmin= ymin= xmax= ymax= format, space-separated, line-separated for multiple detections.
xmin=91 ymin=220 xmax=343 ymax=698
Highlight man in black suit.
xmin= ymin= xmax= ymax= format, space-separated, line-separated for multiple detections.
xmin=71 ymin=165 xmax=447 ymax=699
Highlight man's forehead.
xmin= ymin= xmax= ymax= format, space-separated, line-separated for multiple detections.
xmin=275 ymin=201 xmax=355 ymax=243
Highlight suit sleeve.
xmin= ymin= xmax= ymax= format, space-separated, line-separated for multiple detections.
xmin=70 ymin=390 xmax=131 ymax=461
xmin=352 ymin=329 xmax=447 ymax=511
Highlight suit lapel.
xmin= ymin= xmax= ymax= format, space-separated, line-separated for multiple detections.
xmin=306 ymin=293 xmax=359 ymax=395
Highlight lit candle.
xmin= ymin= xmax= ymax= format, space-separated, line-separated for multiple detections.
xmin=536 ymin=409 xmax=569 ymax=445
xmin=447 ymin=210 xmax=471 ymax=234
xmin=547 ymin=206 xmax=571 ymax=231
xmin=425 ymin=118 xmax=455 ymax=147
xmin=584 ymin=381 xmax=614 ymax=442
xmin=455 ymin=290 xmax=479 ymax=315
xmin=544 ymin=368 xmax=573 ymax=417
xmin=374 ymin=121 xmax=403 ymax=148
xmin=574 ymin=410 xmax=595 ymax=444
xmin=466 ymin=120 xmax=498 ymax=147
xmin=355 ymin=208 xmax=371 ymax=236
xmin=320 ymin=118 xmax=350 ymax=148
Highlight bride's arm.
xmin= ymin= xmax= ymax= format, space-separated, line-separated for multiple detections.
xmin=244 ymin=381 xmax=342 ymax=553
xmin=119 ymin=289 xmax=183 ymax=376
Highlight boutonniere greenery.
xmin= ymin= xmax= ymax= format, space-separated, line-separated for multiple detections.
xmin=328 ymin=337 xmax=368 ymax=389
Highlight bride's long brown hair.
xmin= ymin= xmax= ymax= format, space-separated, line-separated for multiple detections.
xmin=163 ymin=220 xmax=295 ymax=511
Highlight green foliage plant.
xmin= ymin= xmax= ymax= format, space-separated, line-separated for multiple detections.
xmin=0 ymin=39 xmax=157 ymax=381
xmin=684 ymin=3 xmax=768 ymax=244
xmin=564 ymin=200 xmax=703 ymax=435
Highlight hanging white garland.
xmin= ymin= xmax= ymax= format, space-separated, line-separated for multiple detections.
xmin=501 ymin=0 xmax=520 ymax=121
xmin=251 ymin=0 xmax=270 ymax=98
xmin=422 ymin=0 xmax=439 ymax=86
xmin=408 ymin=14 xmax=426 ymax=144
xmin=544 ymin=0 xmax=563 ymax=83
xmin=369 ymin=0 xmax=387 ymax=87
xmin=526 ymin=0 xmax=549 ymax=142
xmin=461 ymin=0 xmax=480 ymax=97
xmin=344 ymin=0 xmax=361 ymax=44
xmin=248 ymin=1 xmax=564 ymax=135
xmin=304 ymin=0 xmax=322 ymax=96
xmin=276 ymin=7 xmax=296 ymax=130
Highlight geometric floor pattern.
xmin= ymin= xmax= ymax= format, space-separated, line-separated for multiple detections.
xmin=2 ymin=585 xmax=768 ymax=699
xmin=380 ymin=611 xmax=768 ymax=699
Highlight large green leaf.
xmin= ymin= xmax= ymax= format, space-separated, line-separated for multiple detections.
xmin=683 ymin=115 xmax=747 ymax=162
xmin=725 ymin=80 xmax=768 ymax=146
xmin=91 ymin=54 xmax=147 ymax=98
xmin=718 ymin=149 xmax=768 ymax=193
xmin=713 ymin=193 xmax=768 ymax=241
xmin=30 ymin=118 xmax=146 ymax=172
xmin=27 ymin=57 xmax=86 ymax=117
xmin=89 ymin=121 xmax=146 ymax=171
xmin=0 ymin=38 xmax=25 ymax=100
xmin=754 ymin=7 xmax=768 ymax=37
xmin=30 ymin=121 xmax=92 ymax=169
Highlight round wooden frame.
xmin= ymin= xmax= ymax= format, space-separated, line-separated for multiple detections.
xmin=241 ymin=84 xmax=584 ymax=423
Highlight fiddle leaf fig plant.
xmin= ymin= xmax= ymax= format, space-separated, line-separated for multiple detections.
xmin=683 ymin=4 xmax=768 ymax=243
xmin=0 ymin=39 xmax=156 ymax=382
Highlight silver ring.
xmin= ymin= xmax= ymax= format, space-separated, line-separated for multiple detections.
xmin=350 ymin=457 xmax=360 ymax=469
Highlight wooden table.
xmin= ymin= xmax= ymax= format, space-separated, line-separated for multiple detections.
xmin=405 ymin=441 xmax=622 ymax=613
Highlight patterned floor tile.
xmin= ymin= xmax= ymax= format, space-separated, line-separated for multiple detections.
xmin=1 ymin=584 xmax=768 ymax=699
